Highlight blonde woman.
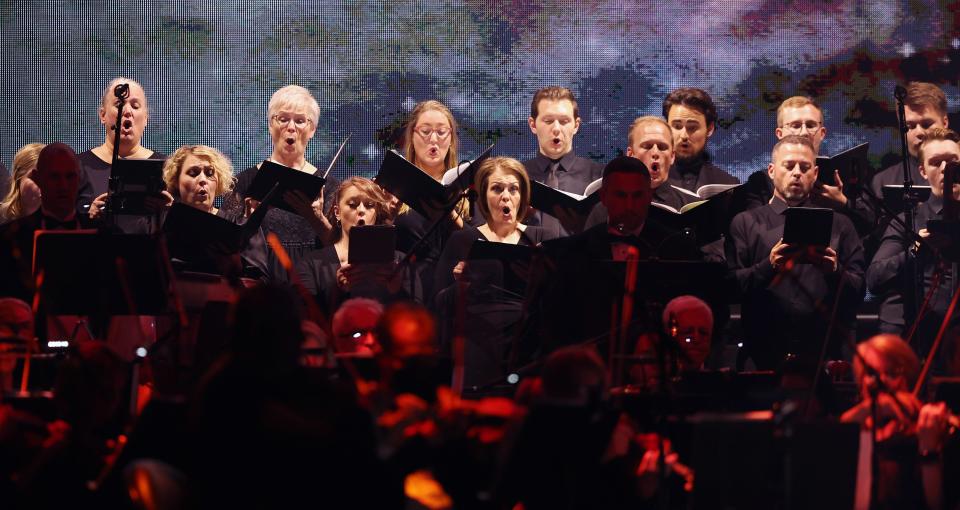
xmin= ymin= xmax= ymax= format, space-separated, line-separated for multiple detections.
xmin=0 ymin=143 xmax=45 ymax=223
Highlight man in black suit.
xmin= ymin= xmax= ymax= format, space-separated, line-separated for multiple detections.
xmin=523 ymin=86 xmax=604 ymax=237
xmin=522 ymin=156 xmax=705 ymax=363
xmin=0 ymin=143 xmax=88 ymax=300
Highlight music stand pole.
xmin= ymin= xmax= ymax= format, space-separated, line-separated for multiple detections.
xmin=894 ymin=86 xmax=923 ymax=326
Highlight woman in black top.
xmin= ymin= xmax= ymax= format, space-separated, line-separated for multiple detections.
xmin=392 ymin=100 xmax=468 ymax=300
xmin=83 ymin=77 xmax=165 ymax=219
xmin=161 ymin=144 xmax=272 ymax=280
xmin=433 ymin=156 xmax=549 ymax=392
xmin=297 ymin=177 xmax=405 ymax=317
xmin=221 ymin=85 xmax=334 ymax=275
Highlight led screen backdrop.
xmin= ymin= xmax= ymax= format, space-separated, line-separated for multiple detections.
xmin=1 ymin=0 xmax=958 ymax=183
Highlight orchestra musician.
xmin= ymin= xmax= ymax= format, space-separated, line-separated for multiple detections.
xmin=0 ymin=143 xmax=45 ymax=223
xmin=840 ymin=334 xmax=952 ymax=510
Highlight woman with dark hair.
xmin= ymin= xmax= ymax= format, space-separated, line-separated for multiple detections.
xmin=433 ymin=156 xmax=551 ymax=390
xmin=297 ymin=177 xmax=406 ymax=316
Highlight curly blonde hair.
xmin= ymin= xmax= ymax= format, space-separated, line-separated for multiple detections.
xmin=162 ymin=145 xmax=235 ymax=199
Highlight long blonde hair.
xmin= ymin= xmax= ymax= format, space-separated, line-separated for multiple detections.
xmin=0 ymin=143 xmax=45 ymax=222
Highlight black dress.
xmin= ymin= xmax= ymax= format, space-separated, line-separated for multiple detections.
xmin=76 ymin=149 xmax=166 ymax=216
xmin=296 ymin=245 xmax=413 ymax=319
xmin=433 ymin=225 xmax=550 ymax=392
xmin=222 ymin=164 xmax=338 ymax=281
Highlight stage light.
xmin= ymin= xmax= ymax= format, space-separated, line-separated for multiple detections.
xmin=135 ymin=347 xmax=148 ymax=358
xmin=47 ymin=340 xmax=69 ymax=348
xmin=507 ymin=373 xmax=519 ymax=384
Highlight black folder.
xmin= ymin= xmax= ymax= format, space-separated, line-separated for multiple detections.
xmin=881 ymin=185 xmax=932 ymax=214
xmin=647 ymin=184 xmax=749 ymax=246
xmin=375 ymin=144 xmax=494 ymax=220
xmin=109 ymin=157 xmax=167 ymax=215
xmin=348 ymin=225 xmax=397 ymax=264
xmin=530 ymin=179 xmax=602 ymax=219
xmin=816 ymin=142 xmax=871 ymax=187
xmin=246 ymin=160 xmax=326 ymax=214
xmin=782 ymin=207 xmax=833 ymax=246
xmin=467 ymin=239 xmax=535 ymax=295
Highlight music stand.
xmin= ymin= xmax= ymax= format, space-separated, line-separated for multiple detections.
xmin=33 ymin=231 xmax=169 ymax=316
xmin=109 ymin=158 xmax=167 ymax=216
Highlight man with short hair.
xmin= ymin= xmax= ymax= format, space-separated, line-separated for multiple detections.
xmin=872 ymin=82 xmax=950 ymax=196
xmin=626 ymin=116 xmax=694 ymax=210
xmin=663 ymin=88 xmax=739 ymax=194
xmin=525 ymin=156 xmax=705 ymax=361
xmin=523 ymin=86 xmax=604 ymax=237
xmin=868 ymin=128 xmax=960 ymax=354
xmin=0 ymin=143 xmax=89 ymax=300
xmin=727 ymin=135 xmax=865 ymax=369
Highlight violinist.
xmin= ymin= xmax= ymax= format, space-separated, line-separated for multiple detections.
xmin=840 ymin=334 xmax=953 ymax=510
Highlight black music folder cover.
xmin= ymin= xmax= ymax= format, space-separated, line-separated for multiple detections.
xmin=246 ymin=160 xmax=327 ymax=214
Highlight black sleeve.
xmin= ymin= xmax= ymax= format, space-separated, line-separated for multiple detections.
xmin=866 ymin=213 xmax=909 ymax=294
xmin=833 ymin=215 xmax=867 ymax=317
xmin=433 ymin=228 xmax=477 ymax=296
xmin=725 ymin=211 xmax=776 ymax=295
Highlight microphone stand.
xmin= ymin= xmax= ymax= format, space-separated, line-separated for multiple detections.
xmin=105 ymin=83 xmax=130 ymax=228
xmin=894 ymin=85 xmax=925 ymax=327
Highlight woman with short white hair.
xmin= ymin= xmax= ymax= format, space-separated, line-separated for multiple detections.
xmin=223 ymin=85 xmax=334 ymax=273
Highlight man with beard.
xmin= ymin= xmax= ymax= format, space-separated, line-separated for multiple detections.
xmin=523 ymin=86 xmax=604 ymax=237
xmin=726 ymin=135 xmax=865 ymax=370
xmin=663 ymin=88 xmax=739 ymax=194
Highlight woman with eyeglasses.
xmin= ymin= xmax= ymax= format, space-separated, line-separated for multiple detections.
xmin=392 ymin=100 xmax=468 ymax=301
xmin=223 ymin=85 xmax=335 ymax=276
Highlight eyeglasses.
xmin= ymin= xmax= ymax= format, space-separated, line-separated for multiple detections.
xmin=782 ymin=120 xmax=821 ymax=132
xmin=415 ymin=127 xmax=451 ymax=140
xmin=272 ymin=115 xmax=312 ymax=128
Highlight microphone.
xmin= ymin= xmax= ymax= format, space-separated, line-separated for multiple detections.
xmin=894 ymin=85 xmax=907 ymax=101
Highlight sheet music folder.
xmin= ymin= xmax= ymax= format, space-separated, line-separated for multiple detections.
xmin=246 ymin=160 xmax=326 ymax=214
xmin=467 ymin=239 xmax=535 ymax=296
xmin=530 ymin=180 xmax=601 ymax=218
xmin=375 ymin=144 xmax=494 ymax=220
xmin=109 ymin=157 xmax=166 ymax=215
xmin=816 ymin=142 xmax=871 ymax=187
xmin=647 ymin=184 xmax=749 ymax=246
xmin=33 ymin=231 xmax=168 ymax=315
